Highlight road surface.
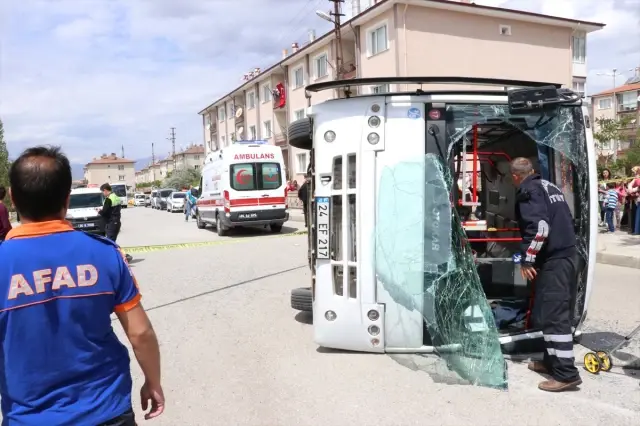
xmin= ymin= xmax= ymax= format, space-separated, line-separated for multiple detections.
xmin=45 ymin=208 xmax=640 ymax=424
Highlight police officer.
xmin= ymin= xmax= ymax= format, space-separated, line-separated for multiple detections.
xmin=0 ymin=146 xmax=164 ymax=424
xmin=510 ymin=157 xmax=581 ymax=392
xmin=99 ymin=183 xmax=122 ymax=241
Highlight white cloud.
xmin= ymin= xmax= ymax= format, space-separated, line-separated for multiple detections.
xmin=0 ymin=0 xmax=637 ymax=167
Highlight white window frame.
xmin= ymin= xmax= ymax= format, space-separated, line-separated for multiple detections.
xmin=619 ymin=91 xmax=638 ymax=111
xmin=366 ymin=20 xmax=389 ymax=57
xmin=572 ymin=35 xmax=586 ymax=64
xmin=371 ymin=84 xmax=390 ymax=94
xmin=262 ymin=83 xmax=272 ymax=103
xmin=294 ymin=109 xmax=305 ymax=121
xmin=247 ymin=91 xmax=256 ymax=109
xmin=313 ymin=51 xmax=329 ymax=80
xmin=218 ymin=106 xmax=226 ymax=122
xmin=118 ymin=175 xmax=125 ymax=181
xmin=597 ymin=98 xmax=612 ymax=110
xmin=293 ymin=66 xmax=304 ymax=89
xmin=263 ymin=120 xmax=272 ymax=138
xmin=296 ymin=152 xmax=308 ymax=174
xmin=572 ymin=79 xmax=585 ymax=98
xmin=249 ymin=125 xmax=257 ymax=140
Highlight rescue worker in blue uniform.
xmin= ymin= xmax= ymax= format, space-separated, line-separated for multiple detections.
xmin=510 ymin=157 xmax=582 ymax=392
xmin=0 ymin=146 xmax=165 ymax=424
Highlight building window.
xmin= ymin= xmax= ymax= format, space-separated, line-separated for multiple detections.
xmin=218 ymin=107 xmax=226 ymax=121
xmin=371 ymin=84 xmax=390 ymax=94
xmin=194 ymin=155 xmax=200 ymax=160
xmin=368 ymin=23 xmax=388 ymax=56
xmin=194 ymin=165 xmax=200 ymax=170
xmin=619 ymin=91 xmax=639 ymax=111
xmin=118 ymin=175 xmax=125 ymax=181
xmin=262 ymin=84 xmax=272 ymax=103
xmin=598 ymin=98 xmax=612 ymax=110
xmin=293 ymin=67 xmax=304 ymax=88
xmin=118 ymin=164 xmax=125 ymax=170
xmin=294 ymin=109 xmax=305 ymax=121
xmin=228 ymin=103 xmax=234 ymax=117
xmin=314 ymin=53 xmax=328 ymax=79
xmin=249 ymin=125 xmax=257 ymax=140
xmin=499 ymin=24 xmax=511 ymax=36
xmin=247 ymin=91 xmax=256 ymax=109
xmin=296 ymin=152 xmax=308 ymax=174
xmin=264 ymin=120 xmax=272 ymax=138
xmin=221 ymin=135 xmax=226 ymax=146
xmin=572 ymin=79 xmax=585 ymax=98
xmin=572 ymin=35 xmax=585 ymax=64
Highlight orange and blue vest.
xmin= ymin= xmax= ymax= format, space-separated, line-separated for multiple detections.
xmin=0 ymin=220 xmax=141 ymax=425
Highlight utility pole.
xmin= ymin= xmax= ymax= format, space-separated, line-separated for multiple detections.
xmin=168 ymin=127 xmax=176 ymax=169
xmin=329 ymin=0 xmax=345 ymax=80
xmin=151 ymin=143 xmax=156 ymax=183
xmin=596 ymin=68 xmax=623 ymax=160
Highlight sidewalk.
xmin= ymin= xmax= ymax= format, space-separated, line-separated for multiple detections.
xmin=288 ymin=208 xmax=305 ymax=223
xmin=596 ymin=231 xmax=640 ymax=269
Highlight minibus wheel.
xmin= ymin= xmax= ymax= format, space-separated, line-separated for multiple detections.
xmin=291 ymin=287 xmax=312 ymax=312
xmin=288 ymin=118 xmax=312 ymax=150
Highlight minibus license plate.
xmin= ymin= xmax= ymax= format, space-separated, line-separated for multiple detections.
xmin=316 ymin=197 xmax=330 ymax=259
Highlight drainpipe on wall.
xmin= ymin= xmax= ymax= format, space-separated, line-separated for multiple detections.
xmin=255 ymin=82 xmax=261 ymax=140
xmin=305 ymin=53 xmax=311 ymax=108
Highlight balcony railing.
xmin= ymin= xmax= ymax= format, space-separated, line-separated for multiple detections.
xmin=274 ymin=133 xmax=287 ymax=146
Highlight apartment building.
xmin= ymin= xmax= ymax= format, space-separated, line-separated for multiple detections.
xmin=198 ymin=0 xmax=604 ymax=181
xmin=84 ymin=153 xmax=136 ymax=188
xmin=591 ymin=77 xmax=640 ymax=157
xmin=174 ymin=144 xmax=205 ymax=170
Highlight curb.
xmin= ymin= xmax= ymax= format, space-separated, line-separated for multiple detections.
xmin=596 ymin=252 xmax=640 ymax=269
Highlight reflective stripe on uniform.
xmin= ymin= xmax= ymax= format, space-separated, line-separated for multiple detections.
xmin=546 ymin=348 xmax=574 ymax=358
xmin=543 ymin=334 xmax=573 ymax=343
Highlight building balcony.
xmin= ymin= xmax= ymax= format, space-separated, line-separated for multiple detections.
xmin=274 ymin=133 xmax=287 ymax=147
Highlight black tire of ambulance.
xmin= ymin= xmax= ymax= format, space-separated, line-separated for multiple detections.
xmin=288 ymin=118 xmax=312 ymax=150
xmin=291 ymin=287 xmax=312 ymax=312
xmin=216 ymin=216 xmax=227 ymax=237
xmin=270 ymin=223 xmax=283 ymax=233
xmin=196 ymin=211 xmax=206 ymax=229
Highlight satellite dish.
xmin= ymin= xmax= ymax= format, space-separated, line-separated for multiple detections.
xmin=237 ymin=126 xmax=244 ymax=135
xmin=235 ymin=107 xmax=243 ymax=118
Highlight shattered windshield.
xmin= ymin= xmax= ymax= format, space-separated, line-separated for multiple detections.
xmin=375 ymin=104 xmax=589 ymax=389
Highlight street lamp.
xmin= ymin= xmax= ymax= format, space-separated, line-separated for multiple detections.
xmin=315 ymin=10 xmax=333 ymax=22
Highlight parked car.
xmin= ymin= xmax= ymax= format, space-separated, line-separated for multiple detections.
xmin=157 ymin=188 xmax=176 ymax=210
xmin=166 ymin=191 xmax=186 ymax=212
xmin=134 ymin=193 xmax=146 ymax=206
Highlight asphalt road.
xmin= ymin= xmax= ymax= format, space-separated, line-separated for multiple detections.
xmin=111 ymin=208 xmax=640 ymax=424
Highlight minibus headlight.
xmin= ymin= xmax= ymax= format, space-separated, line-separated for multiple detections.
xmin=324 ymin=131 xmax=336 ymax=142
xmin=368 ymin=116 xmax=381 ymax=128
xmin=367 ymin=310 xmax=379 ymax=321
xmin=371 ymin=104 xmax=381 ymax=113
xmin=368 ymin=325 xmax=380 ymax=336
xmin=325 ymin=310 xmax=337 ymax=321
xmin=367 ymin=132 xmax=380 ymax=145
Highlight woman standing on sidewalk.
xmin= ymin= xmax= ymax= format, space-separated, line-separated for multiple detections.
xmin=0 ymin=186 xmax=12 ymax=241
xmin=598 ymin=169 xmax=611 ymax=226
xmin=626 ymin=166 xmax=640 ymax=235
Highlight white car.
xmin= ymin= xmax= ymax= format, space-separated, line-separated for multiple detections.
xmin=134 ymin=193 xmax=146 ymax=206
xmin=166 ymin=191 xmax=186 ymax=212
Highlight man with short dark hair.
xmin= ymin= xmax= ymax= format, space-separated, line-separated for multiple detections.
xmin=100 ymin=182 xmax=122 ymax=241
xmin=298 ymin=175 xmax=311 ymax=228
xmin=0 ymin=146 xmax=164 ymax=424
xmin=510 ymin=157 xmax=581 ymax=392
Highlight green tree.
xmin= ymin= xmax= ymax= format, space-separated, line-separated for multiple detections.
xmin=593 ymin=115 xmax=634 ymax=166
xmin=0 ymin=119 xmax=9 ymax=192
xmin=162 ymin=168 xmax=200 ymax=189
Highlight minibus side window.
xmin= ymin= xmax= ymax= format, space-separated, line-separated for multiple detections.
xmin=230 ymin=163 xmax=256 ymax=191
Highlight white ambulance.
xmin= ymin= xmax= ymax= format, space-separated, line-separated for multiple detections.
xmin=195 ymin=140 xmax=288 ymax=236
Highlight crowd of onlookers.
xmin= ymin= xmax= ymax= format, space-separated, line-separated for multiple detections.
xmin=598 ymin=166 xmax=640 ymax=234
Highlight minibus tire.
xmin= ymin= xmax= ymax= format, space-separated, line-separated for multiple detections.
xmin=291 ymin=287 xmax=312 ymax=312
xmin=288 ymin=118 xmax=312 ymax=150
xmin=196 ymin=211 xmax=206 ymax=229
xmin=216 ymin=216 xmax=227 ymax=236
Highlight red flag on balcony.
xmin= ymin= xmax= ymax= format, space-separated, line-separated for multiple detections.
xmin=274 ymin=82 xmax=286 ymax=109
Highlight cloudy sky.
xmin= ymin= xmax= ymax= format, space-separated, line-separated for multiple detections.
xmin=1 ymin=0 xmax=639 ymax=166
